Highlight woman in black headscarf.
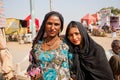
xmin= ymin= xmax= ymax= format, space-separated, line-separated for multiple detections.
xmin=65 ymin=21 xmax=114 ymax=80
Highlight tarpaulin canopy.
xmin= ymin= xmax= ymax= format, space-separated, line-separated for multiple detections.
xmin=81 ymin=13 xmax=96 ymax=26
xmin=24 ymin=15 xmax=40 ymax=32
xmin=92 ymin=12 xmax=100 ymax=21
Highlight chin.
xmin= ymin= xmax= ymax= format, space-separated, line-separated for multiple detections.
xmin=73 ymin=43 xmax=80 ymax=46
xmin=48 ymin=34 xmax=56 ymax=37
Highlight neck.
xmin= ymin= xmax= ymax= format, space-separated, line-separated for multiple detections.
xmin=45 ymin=36 xmax=59 ymax=42
xmin=42 ymin=36 xmax=61 ymax=51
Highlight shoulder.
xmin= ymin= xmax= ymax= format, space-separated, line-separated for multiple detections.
xmin=32 ymin=41 xmax=43 ymax=49
xmin=60 ymin=40 xmax=69 ymax=50
xmin=93 ymin=43 xmax=106 ymax=56
xmin=94 ymin=43 xmax=104 ymax=51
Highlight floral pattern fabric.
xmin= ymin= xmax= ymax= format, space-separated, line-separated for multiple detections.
xmin=32 ymin=40 xmax=73 ymax=80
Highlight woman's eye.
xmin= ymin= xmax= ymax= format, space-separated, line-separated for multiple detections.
xmin=75 ymin=32 xmax=80 ymax=35
xmin=54 ymin=23 xmax=60 ymax=26
xmin=47 ymin=22 xmax=60 ymax=26
xmin=47 ymin=22 xmax=52 ymax=25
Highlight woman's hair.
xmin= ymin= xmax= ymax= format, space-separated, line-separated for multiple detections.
xmin=33 ymin=11 xmax=64 ymax=44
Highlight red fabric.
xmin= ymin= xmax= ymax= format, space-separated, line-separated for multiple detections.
xmin=81 ymin=13 xmax=96 ymax=26
xmin=24 ymin=15 xmax=40 ymax=32
xmin=92 ymin=13 xmax=100 ymax=21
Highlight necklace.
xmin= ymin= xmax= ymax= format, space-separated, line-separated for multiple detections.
xmin=42 ymin=36 xmax=60 ymax=51
xmin=40 ymin=37 xmax=60 ymax=62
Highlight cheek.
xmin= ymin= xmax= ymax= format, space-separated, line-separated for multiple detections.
xmin=45 ymin=25 xmax=49 ymax=31
xmin=68 ymin=38 xmax=72 ymax=42
xmin=79 ymin=36 xmax=82 ymax=42
xmin=68 ymin=37 xmax=74 ymax=43
xmin=45 ymin=28 xmax=49 ymax=34
xmin=117 ymin=49 xmax=120 ymax=52
xmin=79 ymin=37 xmax=83 ymax=44
xmin=56 ymin=27 xmax=61 ymax=32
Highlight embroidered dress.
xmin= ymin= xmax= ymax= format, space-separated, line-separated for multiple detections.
xmin=32 ymin=40 xmax=73 ymax=80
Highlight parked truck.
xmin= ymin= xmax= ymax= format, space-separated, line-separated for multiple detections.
xmin=5 ymin=18 xmax=28 ymax=42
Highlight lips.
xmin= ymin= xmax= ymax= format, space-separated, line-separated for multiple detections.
xmin=72 ymin=40 xmax=80 ymax=45
xmin=49 ymin=30 xmax=55 ymax=34
xmin=73 ymin=40 xmax=78 ymax=43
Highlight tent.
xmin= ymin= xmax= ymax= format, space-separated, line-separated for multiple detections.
xmin=24 ymin=15 xmax=40 ymax=32
xmin=92 ymin=12 xmax=100 ymax=21
xmin=81 ymin=13 xmax=96 ymax=26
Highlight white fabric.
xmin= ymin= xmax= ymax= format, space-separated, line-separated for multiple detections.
xmin=111 ymin=32 xmax=117 ymax=38
xmin=105 ymin=49 xmax=116 ymax=61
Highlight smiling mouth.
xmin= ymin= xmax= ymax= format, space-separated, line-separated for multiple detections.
xmin=49 ymin=30 xmax=55 ymax=34
xmin=73 ymin=40 xmax=78 ymax=42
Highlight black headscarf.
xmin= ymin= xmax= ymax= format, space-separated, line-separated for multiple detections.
xmin=65 ymin=21 xmax=114 ymax=80
xmin=33 ymin=11 xmax=64 ymax=45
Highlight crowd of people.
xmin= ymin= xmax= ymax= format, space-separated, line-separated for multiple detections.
xmin=0 ymin=11 xmax=120 ymax=80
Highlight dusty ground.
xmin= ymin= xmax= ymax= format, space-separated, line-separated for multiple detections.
xmin=7 ymin=32 xmax=120 ymax=64
xmin=90 ymin=33 xmax=120 ymax=50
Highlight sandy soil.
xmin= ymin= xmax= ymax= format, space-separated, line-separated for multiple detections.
xmin=7 ymin=32 xmax=120 ymax=64
xmin=91 ymin=33 xmax=120 ymax=50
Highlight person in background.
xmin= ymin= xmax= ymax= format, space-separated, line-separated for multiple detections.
xmin=111 ymin=26 xmax=117 ymax=38
xmin=0 ymin=29 xmax=15 ymax=80
xmin=27 ymin=11 xmax=72 ymax=80
xmin=102 ymin=23 xmax=112 ymax=33
xmin=0 ymin=0 xmax=15 ymax=79
xmin=88 ymin=24 xmax=93 ymax=33
xmin=106 ymin=40 xmax=120 ymax=80
xmin=65 ymin=21 xmax=114 ymax=80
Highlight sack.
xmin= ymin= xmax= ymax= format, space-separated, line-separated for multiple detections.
xmin=27 ymin=64 xmax=42 ymax=80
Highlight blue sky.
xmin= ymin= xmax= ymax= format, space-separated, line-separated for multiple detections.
xmin=4 ymin=0 xmax=120 ymax=25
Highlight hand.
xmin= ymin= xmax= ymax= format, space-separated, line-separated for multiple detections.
xmin=35 ymin=73 xmax=42 ymax=79
xmin=31 ymin=73 xmax=42 ymax=80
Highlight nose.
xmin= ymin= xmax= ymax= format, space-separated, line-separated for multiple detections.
xmin=72 ymin=34 xmax=77 ymax=40
xmin=51 ymin=24 xmax=55 ymax=30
